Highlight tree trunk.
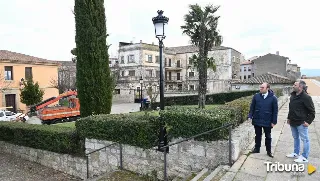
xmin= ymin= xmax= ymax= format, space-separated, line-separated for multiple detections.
xmin=74 ymin=0 xmax=113 ymax=117
xmin=198 ymin=24 xmax=207 ymax=109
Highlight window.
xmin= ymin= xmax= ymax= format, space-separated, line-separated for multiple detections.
xmin=232 ymin=56 xmax=235 ymax=62
xmin=189 ymin=85 xmax=195 ymax=90
xmin=248 ymin=67 xmax=251 ymax=71
xmin=128 ymin=55 xmax=135 ymax=63
xmin=155 ymin=56 xmax=159 ymax=63
xmin=244 ymin=67 xmax=247 ymax=71
xmin=0 ymin=112 xmax=3 ymax=117
xmin=189 ymin=72 xmax=195 ymax=77
xmin=109 ymin=61 xmax=112 ymax=64
xmin=25 ymin=67 xmax=32 ymax=80
xmin=177 ymin=72 xmax=181 ymax=80
xmin=120 ymin=56 xmax=124 ymax=64
xmin=128 ymin=70 xmax=135 ymax=76
xmin=156 ymin=71 xmax=160 ymax=78
xmin=252 ymin=73 xmax=254 ymax=77
xmin=248 ymin=75 xmax=251 ymax=79
xmin=244 ymin=75 xmax=246 ymax=79
xmin=146 ymin=55 xmax=152 ymax=62
xmin=220 ymin=56 xmax=224 ymax=64
xmin=114 ymin=89 xmax=120 ymax=94
xmin=5 ymin=66 xmax=13 ymax=80
xmin=240 ymin=76 xmax=242 ymax=80
xmin=188 ymin=59 xmax=192 ymax=65
xmin=176 ymin=60 xmax=181 ymax=67
xmin=240 ymin=68 xmax=242 ymax=72
xmin=178 ymin=84 xmax=182 ymax=90
xmin=121 ymin=71 xmax=125 ymax=77
xmin=146 ymin=70 xmax=153 ymax=77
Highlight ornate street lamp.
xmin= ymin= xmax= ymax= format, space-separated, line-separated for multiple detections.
xmin=152 ymin=10 xmax=169 ymax=110
xmin=152 ymin=10 xmax=169 ymax=180
xmin=139 ymin=77 xmax=143 ymax=111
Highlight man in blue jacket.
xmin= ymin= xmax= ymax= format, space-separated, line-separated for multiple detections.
xmin=248 ymin=82 xmax=278 ymax=157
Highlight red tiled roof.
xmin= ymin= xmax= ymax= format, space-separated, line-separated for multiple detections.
xmin=240 ymin=61 xmax=252 ymax=65
xmin=234 ymin=72 xmax=295 ymax=84
xmin=0 ymin=50 xmax=60 ymax=65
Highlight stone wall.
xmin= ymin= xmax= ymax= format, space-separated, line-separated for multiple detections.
xmin=0 ymin=95 xmax=289 ymax=180
xmin=0 ymin=141 xmax=87 ymax=179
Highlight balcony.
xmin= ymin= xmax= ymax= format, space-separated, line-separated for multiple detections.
xmin=165 ymin=76 xmax=183 ymax=82
xmin=165 ymin=63 xmax=183 ymax=71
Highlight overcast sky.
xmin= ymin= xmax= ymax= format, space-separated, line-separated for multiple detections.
xmin=0 ymin=0 xmax=319 ymax=69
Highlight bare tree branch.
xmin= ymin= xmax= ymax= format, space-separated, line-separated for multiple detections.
xmin=0 ymin=71 xmax=12 ymax=93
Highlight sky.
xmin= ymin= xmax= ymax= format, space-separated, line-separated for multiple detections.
xmin=0 ymin=0 xmax=319 ymax=69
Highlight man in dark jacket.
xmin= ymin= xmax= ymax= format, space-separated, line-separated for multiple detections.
xmin=286 ymin=80 xmax=315 ymax=163
xmin=248 ymin=82 xmax=278 ymax=157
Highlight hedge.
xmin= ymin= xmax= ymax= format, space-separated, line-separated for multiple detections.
xmin=225 ymin=96 xmax=253 ymax=123
xmin=151 ymin=90 xmax=258 ymax=109
xmin=0 ymin=122 xmax=84 ymax=156
xmin=160 ymin=105 xmax=242 ymax=141
xmin=75 ymin=113 xmax=162 ymax=149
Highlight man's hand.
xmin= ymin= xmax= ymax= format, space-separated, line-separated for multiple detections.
xmin=271 ymin=123 xmax=275 ymax=127
xmin=287 ymin=119 xmax=290 ymax=124
xmin=303 ymin=122 xmax=309 ymax=127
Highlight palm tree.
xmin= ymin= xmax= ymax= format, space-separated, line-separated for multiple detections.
xmin=181 ymin=4 xmax=223 ymax=108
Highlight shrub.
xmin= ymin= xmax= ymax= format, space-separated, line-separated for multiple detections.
xmin=273 ymin=88 xmax=284 ymax=97
xmin=76 ymin=113 xmax=162 ymax=149
xmin=225 ymin=96 xmax=253 ymax=122
xmin=160 ymin=106 xmax=235 ymax=141
xmin=151 ymin=90 xmax=258 ymax=109
xmin=0 ymin=122 xmax=84 ymax=156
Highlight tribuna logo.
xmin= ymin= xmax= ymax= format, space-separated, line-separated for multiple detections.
xmin=265 ymin=162 xmax=305 ymax=172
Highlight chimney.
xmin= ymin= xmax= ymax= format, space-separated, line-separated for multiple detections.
xmin=276 ymin=51 xmax=279 ymax=55
xmin=140 ymin=40 xmax=142 ymax=43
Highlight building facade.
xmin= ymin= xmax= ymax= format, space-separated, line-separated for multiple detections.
xmin=113 ymin=41 xmax=244 ymax=99
xmin=0 ymin=50 xmax=59 ymax=113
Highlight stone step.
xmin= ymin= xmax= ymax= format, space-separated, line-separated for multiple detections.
xmin=191 ymin=168 xmax=208 ymax=181
xmin=203 ymin=165 xmax=226 ymax=181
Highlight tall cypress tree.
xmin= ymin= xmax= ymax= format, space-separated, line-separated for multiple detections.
xmin=74 ymin=0 xmax=113 ymax=117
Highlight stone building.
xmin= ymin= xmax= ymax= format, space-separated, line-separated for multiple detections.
xmin=249 ymin=51 xmax=301 ymax=81
xmin=113 ymin=41 xmax=244 ymax=100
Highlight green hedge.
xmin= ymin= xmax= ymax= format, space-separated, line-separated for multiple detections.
xmin=159 ymin=106 xmax=236 ymax=141
xmin=76 ymin=114 xmax=162 ymax=149
xmin=151 ymin=90 xmax=258 ymax=109
xmin=0 ymin=122 xmax=84 ymax=156
xmin=225 ymin=96 xmax=253 ymax=122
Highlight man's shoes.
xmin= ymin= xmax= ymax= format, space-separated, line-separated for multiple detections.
xmin=267 ymin=152 xmax=274 ymax=158
xmin=286 ymin=153 xmax=299 ymax=158
xmin=251 ymin=148 xmax=260 ymax=153
xmin=294 ymin=155 xmax=308 ymax=163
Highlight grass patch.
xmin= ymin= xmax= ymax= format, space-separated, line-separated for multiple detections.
xmin=54 ymin=121 xmax=76 ymax=128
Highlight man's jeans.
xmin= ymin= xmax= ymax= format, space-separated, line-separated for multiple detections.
xmin=291 ymin=125 xmax=310 ymax=158
xmin=254 ymin=125 xmax=272 ymax=152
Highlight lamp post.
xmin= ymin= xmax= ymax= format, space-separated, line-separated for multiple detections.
xmin=152 ymin=10 xmax=168 ymax=111
xmin=139 ymin=77 xmax=143 ymax=111
xmin=152 ymin=10 xmax=169 ymax=181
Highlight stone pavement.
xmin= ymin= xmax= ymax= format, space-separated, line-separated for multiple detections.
xmin=0 ymin=152 xmax=80 ymax=181
xmin=222 ymin=81 xmax=320 ymax=181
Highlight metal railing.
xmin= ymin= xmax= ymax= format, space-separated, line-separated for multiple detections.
xmin=85 ymin=143 xmax=123 ymax=179
xmin=165 ymin=76 xmax=183 ymax=81
xmin=156 ymin=123 xmax=234 ymax=181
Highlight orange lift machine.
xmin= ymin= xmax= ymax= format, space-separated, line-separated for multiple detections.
xmin=27 ymin=90 xmax=80 ymax=124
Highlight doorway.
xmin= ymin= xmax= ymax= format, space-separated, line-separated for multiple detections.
xmin=5 ymin=94 xmax=16 ymax=112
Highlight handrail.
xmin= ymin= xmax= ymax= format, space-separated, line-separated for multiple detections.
xmin=86 ymin=142 xmax=123 ymax=179
xmin=156 ymin=122 xmax=234 ymax=181
xmin=157 ymin=122 xmax=233 ymax=150
xmin=86 ymin=143 xmax=117 ymax=156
